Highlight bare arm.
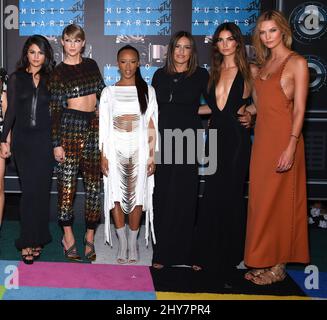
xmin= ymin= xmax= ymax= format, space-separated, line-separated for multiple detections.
xmin=277 ymin=56 xmax=309 ymax=172
xmin=147 ymin=117 xmax=156 ymax=176
xmin=289 ymin=57 xmax=309 ymax=141
xmin=246 ymin=63 xmax=259 ymax=116
xmin=198 ymin=104 xmax=212 ymax=115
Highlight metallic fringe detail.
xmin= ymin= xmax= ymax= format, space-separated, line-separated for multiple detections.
xmin=114 ymin=114 xmax=140 ymax=215
xmin=117 ymin=151 xmax=138 ymax=214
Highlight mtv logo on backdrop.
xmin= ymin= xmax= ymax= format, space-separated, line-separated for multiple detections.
xmin=192 ymin=0 xmax=260 ymax=36
xmin=19 ymin=0 xmax=85 ymax=36
xmin=104 ymin=0 xmax=172 ymax=36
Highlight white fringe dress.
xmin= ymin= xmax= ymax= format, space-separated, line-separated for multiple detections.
xmin=99 ymin=85 xmax=158 ymax=246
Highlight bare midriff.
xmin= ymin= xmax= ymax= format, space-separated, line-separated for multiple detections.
xmin=67 ymin=93 xmax=97 ymax=111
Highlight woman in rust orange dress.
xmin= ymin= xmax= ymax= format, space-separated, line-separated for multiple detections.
xmin=244 ymin=10 xmax=310 ymax=285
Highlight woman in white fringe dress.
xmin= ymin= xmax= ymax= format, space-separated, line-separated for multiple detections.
xmin=99 ymin=45 xmax=158 ymax=263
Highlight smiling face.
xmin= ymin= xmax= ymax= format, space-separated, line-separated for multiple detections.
xmin=259 ymin=20 xmax=284 ymax=50
xmin=173 ymin=36 xmax=192 ymax=70
xmin=61 ymin=34 xmax=85 ymax=58
xmin=27 ymin=43 xmax=45 ymax=70
xmin=216 ymin=30 xmax=238 ymax=56
xmin=117 ymin=49 xmax=139 ymax=82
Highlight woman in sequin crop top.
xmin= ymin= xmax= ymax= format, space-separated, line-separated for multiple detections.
xmin=0 ymin=35 xmax=55 ymax=264
xmin=49 ymin=24 xmax=105 ymax=262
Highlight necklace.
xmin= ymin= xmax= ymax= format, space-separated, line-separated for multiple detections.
xmin=169 ymin=73 xmax=185 ymax=102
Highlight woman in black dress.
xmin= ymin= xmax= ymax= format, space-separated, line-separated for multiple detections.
xmin=0 ymin=35 xmax=55 ymax=264
xmin=151 ymin=31 xmax=209 ymax=268
xmin=191 ymin=23 xmax=253 ymax=284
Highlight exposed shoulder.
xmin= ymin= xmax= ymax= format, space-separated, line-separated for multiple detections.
xmin=289 ymin=53 xmax=308 ymax=69
xmin=249 ymin=63 xmax=260 ymax=78
xmin=285 ymin=54 xmax=308 ymax=78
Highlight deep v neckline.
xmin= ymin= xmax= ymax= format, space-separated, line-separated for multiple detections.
xmin=215 ymin=70 xmax=239 ymax=112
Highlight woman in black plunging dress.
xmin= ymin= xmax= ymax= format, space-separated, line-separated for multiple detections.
xmin=191 ymin=23 xmax=253 ymax=284
xmin=0 ymin=35 xmax=55 ymax=264
xmin=151 ymin=31 xmax=209 ymax=268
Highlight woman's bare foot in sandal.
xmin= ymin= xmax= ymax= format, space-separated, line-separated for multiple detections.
xmin=244 ymin=268 xmax=267 ymax=280
xmin=250 ymin=264 xmax=286 ymax=285
xmin=32 ymin=247 xmax=43 ymax=260
xmin=152 ymin=263 xmax=164 ymax=269
xmin=21 ymin=248 xmax=34 ymax=265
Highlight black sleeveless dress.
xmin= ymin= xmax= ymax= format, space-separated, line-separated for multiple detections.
xmin=192 ymin=70 xmax=251 ymax=279
xmin=151 ymin=66 xmax=209 ymax=266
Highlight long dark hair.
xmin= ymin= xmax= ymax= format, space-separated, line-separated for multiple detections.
xmin=209 ymin=23 xmax=252 ymax=92
xmin=165 ymin=31 xmax=198 ymax=77
xmin=117 ymin=45 xmax=148 ymax=114
xmin=16 ymin=34 xmax=55 ymax=78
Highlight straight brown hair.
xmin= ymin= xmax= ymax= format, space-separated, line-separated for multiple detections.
xmin=164 ymin=31 xmax=198 ymax=77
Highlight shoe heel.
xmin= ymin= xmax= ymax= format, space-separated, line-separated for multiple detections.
xmin=84 ymin=235 xmax=96 ymax=261
xmin=61 ymin=238 xmax=82 ymax=262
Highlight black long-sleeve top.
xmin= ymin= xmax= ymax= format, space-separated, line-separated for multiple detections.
xmin=48 ymin=57 xmax=105 ymax=148
xmin=0 ymin=70 xmax=51 ymax=143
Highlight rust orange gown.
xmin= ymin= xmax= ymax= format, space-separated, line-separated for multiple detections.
xmin=244 ymin=53 xmax=310 ymax=268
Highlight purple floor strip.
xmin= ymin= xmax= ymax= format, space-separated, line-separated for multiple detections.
xmin=17 ymin=261 xmax=155 ymax=291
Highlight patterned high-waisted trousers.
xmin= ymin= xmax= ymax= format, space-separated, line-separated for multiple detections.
xmin=57 ymin=109 xmax=101 ymax=229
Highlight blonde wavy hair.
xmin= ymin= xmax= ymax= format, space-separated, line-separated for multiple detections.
xmin=253 ymin=10 xmax=292 ymax=65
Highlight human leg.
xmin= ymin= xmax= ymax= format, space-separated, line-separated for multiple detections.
xmin=13 ymin=137 xmax=52 ymax=260
xmin=127 ymin=206 xmax=142 ymax=263
xmin=80 ymin=113 xmax=101 ymax=260
xmin=112 ymin=203 xmax=127 ymax=263
xmin=57 ymin=161 xmax=80 ymax=261
xmin=57 ymin=110 xmax=82 ymax=261
xmin=61 ymin=226 xmax=81 ymax=261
